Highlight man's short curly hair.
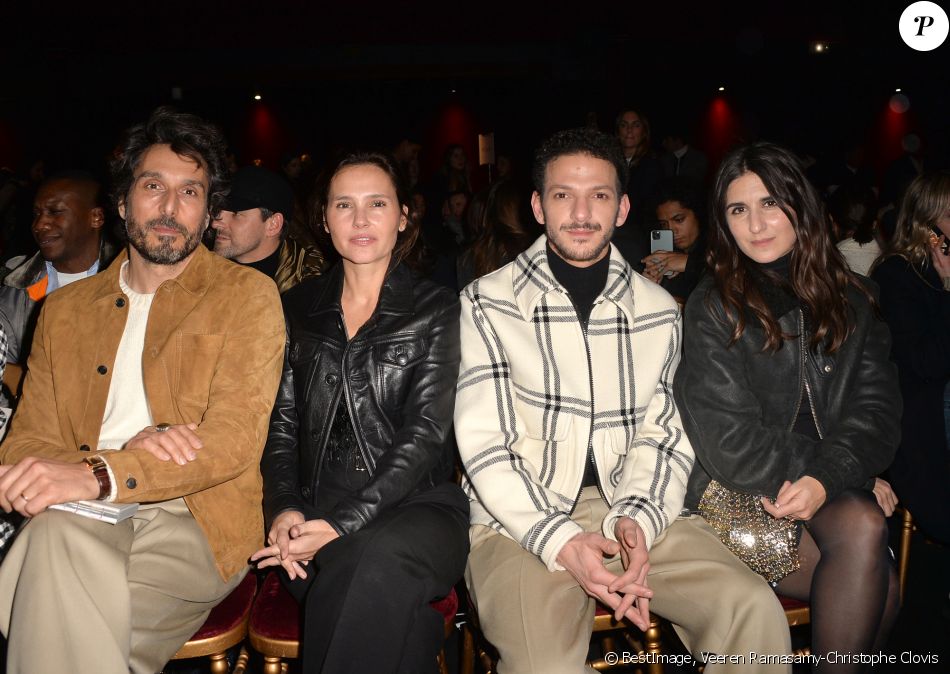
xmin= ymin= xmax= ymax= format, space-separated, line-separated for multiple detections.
xmin=110 ymin=106 xmax=229 ymax=219
xmin=532 ymin=127 xmax=627 ymax=196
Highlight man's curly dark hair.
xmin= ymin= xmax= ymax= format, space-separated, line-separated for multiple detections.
xmin=110 ymin=106 xmax=229 ymax=219
xmin=532 ymin=127 xmax=627 ymax=196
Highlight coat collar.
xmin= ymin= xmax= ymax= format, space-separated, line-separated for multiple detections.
xmin=1 ymin=238 xmax=119 ymax=290
xmin=90 ymin=243 xmax=217 ymax=303
xmin=307 ymin=260 xmax=415 ymax=317
xmin=512 ymin=235 xmax=636 ymax=324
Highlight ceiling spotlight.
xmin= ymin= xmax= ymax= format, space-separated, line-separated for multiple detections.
xmin=718 ymin=86 xmax=725 ymax=92
xmin=810 ymin=41 xmax=829 ymax=53
xmin=253 ymin=94 xmax=262 ymax=101
xmin=895 ymin=88 xmax=902 ymax=92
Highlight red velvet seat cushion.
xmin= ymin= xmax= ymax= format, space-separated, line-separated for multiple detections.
xmin=249 ymin=572 xmax=302 ymax=642
xmin=188 ymin=572 xmax=257 ymax=640
xmin=778 ymin=595 xmax=809 ymax=610
xmin=431 ymin=587 xmax=458 ymax=622
xmin=249 ymin=572 xmax=459 ymax=642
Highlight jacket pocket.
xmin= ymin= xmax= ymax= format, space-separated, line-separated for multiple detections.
xmin=604 ymin=425 xmax=633 ymax=455
xmin=374 ymin=337 xmax=428 ymax=369
xmin=373 ymin=336 xmax=428 ymax=411
xmin=522 ymin=407 xmax=573 ymax=442
xmin=178 ymin=333 xmax=225 ymax=406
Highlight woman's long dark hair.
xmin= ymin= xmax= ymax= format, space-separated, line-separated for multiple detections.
xmin=707 ymin=142 xmax=869 ymax=353
xmin=468 ymin=180 xmax=536 ymax=278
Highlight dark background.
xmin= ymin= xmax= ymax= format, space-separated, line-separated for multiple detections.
xmin=1 ymin=0 xmax=947 ymax=184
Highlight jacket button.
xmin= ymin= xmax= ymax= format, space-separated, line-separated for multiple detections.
xmin=823 ymin=364 xmax=833 ymax=373
xmin=126 ymin=477 xmax=137 ymax=489
xmin=325 ymin=374 xmax=338 ymax=385
xmin=115 ymin=297 xmax=126 ymax=308
xmin=79 ymin=444 xmax=90 ymax=452
xmin=301 ymin=486 xmax=312 ymax=500
xmin=396 ymin=353 xmax=408 ymax=366
xmin=97 ymin=365 xmax=108 ymax=375
xmin=310 ymin=430 xmax=320 ymax=440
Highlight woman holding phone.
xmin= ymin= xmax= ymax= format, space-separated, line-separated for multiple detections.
xmin=641 ymin=178 xmax=706 ymax=303
xmin=674 ymin=143 xmax=901 ymax=672
xmin=253 ymin=152 xmax=469 ymax=673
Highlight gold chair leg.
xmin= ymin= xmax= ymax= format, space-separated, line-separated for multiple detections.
xmin=898 ymin=508 xmax=913 ymax=600
xmin=460 ymin=623 xmax=476 ymax=674
xmin=437 ymin=648 xmax=450 ymax=674
xmin=643 ymin=616 xmax=664 ymax=674
xmin=232 ymin=646 xmax=249 ymax=674
xmin=262 ymin=656 xmax=283 ymax=674
xmin=208 ymin=651 xmax=230 ymax=674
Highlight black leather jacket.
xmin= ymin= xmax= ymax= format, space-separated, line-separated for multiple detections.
xmin=674 ymin=275 xmax=901 ymax=510
xmin=261 ymin=262 xmax=461 ymax=534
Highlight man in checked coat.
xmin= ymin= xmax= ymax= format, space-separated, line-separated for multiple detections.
xmin=456 ymin=128 xmax=791 ymax=673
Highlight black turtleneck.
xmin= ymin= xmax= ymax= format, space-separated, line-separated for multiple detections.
xmin=546 ymin=243 xmax=610 ymax=328
xmin=752 ymin=252 xmax=819 ymax=441
xmin=243 ymin=245 xmax=281 ymax=281
xmin=546 ymin=243 xmax=611 ymax=488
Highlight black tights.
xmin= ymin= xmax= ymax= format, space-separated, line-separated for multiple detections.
xmin=773 ymin=489 xmax=900 ymax=673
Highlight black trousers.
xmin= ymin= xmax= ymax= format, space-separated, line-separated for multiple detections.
xmin=282 ymin=483 xmax=470 ymax=674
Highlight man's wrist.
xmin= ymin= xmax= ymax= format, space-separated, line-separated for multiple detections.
xmin=82 ymin=456 xmax=112 ymax=500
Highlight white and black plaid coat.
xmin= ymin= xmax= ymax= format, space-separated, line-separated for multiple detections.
xmin=456 ymin=236 xmax=694 ymax=571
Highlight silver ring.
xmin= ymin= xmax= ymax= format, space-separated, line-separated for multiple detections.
xmin=20 ymin=495 xmax=28 ymax=502
xmin=156 ymin=423 xmax=172 ymax=432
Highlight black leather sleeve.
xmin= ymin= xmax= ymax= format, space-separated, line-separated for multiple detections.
xmin=674 ymin=285 xmax=818 ymax=497
xmin=324 ymin=291 xmax=461 ymax=535
xmin=803 ymin=289 xmax=901 ymax=500
xmin=260 ymin=325 xmax=307 ymax=528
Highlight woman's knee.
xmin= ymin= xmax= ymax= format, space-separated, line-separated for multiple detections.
xmin=815 ymin=490 xmax=889 ymax=553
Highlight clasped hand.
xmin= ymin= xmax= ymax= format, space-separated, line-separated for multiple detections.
xmin=250 ymin=511 xmax=339 ymax=581
xmin=555 ymin=518 xmax=652 ymax=630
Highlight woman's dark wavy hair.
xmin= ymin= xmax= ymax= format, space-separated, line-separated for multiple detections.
xmin=707 ymin=142 xmax=870 ymax=353
xmin=110 ymin=106 xmax=229 ymax=219
xmin=468 ymin=179 xmax=537 ymax=278
xmin=314 ymin=151 xmax=424 ymax=271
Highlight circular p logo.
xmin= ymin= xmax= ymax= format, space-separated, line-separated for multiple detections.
xmin=900 ymin=1 xmax=949 ymax=50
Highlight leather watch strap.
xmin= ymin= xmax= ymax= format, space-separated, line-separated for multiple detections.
xmin=83 ymin=456 xmax=111 ymax=501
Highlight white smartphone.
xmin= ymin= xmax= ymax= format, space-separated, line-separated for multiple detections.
xmin=650 ymin=229 xmax=674 ymax=253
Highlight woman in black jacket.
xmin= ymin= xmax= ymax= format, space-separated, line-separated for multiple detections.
xmin=674 ymin=143 xmax=901 ymax=672
xmin=252 ymin=152 xmax=469 ymax=674
xmin=871 ymin=171 xmax=950 ymax=545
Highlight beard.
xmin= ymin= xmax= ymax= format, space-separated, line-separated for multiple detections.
xmin=548 ymin=221 xmax=613 ymax=264
xmin=126 ymin=214 xmax=205 ymax=265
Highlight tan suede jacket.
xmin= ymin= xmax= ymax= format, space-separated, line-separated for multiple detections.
xmin=0 ymin=245 xmax=285 ymax=580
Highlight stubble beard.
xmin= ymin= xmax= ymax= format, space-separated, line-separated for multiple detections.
xmin=548 ymin=221 xmax=613 ymax=265
xmin=126 ymin=214 xmax=205 ymax=265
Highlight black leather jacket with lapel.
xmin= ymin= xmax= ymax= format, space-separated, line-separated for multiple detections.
xmin=674 ymin=275 xmax=901 ymax=510
xmin=261 ymin=261 xmax=461 ymax=534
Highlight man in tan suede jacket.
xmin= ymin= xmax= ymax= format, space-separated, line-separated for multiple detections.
xmin=0 ymin=108 xmax=284 ymax=674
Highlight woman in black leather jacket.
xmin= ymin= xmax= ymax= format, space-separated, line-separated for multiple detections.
xmin=674 ymin=143 xmax=901 ymax=673
xmin=252 ymin=152 xmax=469 ymax=674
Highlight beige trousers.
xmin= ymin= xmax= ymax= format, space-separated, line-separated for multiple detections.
xmin=466 ymin=488 xmax=792 ymax=674
xmin=0 ymin=499 xmax=244 ymax=674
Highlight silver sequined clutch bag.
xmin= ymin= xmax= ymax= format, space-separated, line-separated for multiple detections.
xmin=698 ymin=480 xmax=801 ymax=583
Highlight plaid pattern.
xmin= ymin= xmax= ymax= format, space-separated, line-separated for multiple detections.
xmin=456 ymin=236 xmax=693 ymax=571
